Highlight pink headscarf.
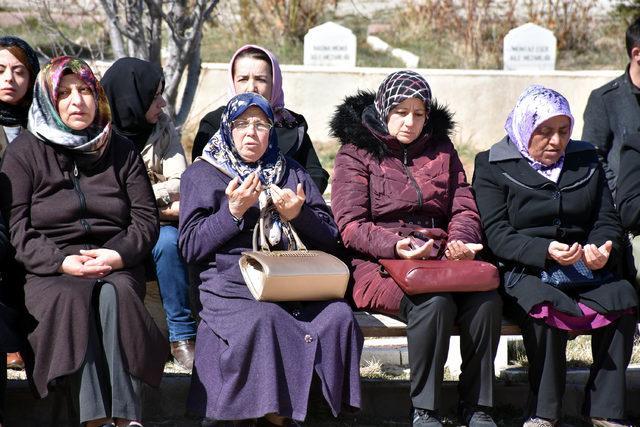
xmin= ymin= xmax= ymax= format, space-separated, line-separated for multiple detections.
xmin=227 ymin=44 xmax=296 ymax=126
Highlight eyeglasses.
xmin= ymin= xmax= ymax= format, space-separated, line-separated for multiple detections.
xmin=232 ymin=119 xmax=273 ymax=133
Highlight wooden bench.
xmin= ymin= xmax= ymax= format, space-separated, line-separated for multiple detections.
xmin=354 ymin=311 xmax=522 ymax=337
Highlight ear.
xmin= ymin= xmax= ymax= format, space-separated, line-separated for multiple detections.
xmin=631 ymin=46 xmax=640 ymax=63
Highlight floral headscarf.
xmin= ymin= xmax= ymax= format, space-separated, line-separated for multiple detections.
xmin=28 ymin=56 xmax=111 ymax=157
xmin=505 ymin=85 xmax=574 ymax=183
xmin=228 ymin=44 xmax=296 ymax=126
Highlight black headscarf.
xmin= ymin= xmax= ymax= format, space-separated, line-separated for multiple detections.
xmin=0 ymin=36 xmax=40 ymax=127
xmin=101 ymin=57 xmax=164 ymax=149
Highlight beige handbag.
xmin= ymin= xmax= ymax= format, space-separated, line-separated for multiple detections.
xmin=239 ymin=215 xmax=349 ymax=301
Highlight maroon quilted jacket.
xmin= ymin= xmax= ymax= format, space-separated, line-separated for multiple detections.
xmin=330 ymin=91 xmax=482 ymax=262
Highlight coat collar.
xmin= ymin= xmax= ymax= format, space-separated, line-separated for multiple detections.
xmin=488 ymin=136 xmax=597 ymax=189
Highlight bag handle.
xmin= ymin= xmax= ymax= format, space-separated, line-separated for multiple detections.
xmin=252 ymin=211 xmax=307 ymax=252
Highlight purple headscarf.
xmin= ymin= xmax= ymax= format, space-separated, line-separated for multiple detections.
xmin=505 ymin=85 xmax=574 ymax=183
xmin=227 ymin=44 xmax=295 ymax=126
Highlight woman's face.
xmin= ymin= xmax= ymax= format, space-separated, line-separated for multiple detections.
xmin=145 ymin=82 xmax=166 ymax=124
xmin=57 ymin=73 xmax=96 ymax=131
xmin=386 ymin=97 xmax=427 ymax=145
xmin=231 ymin=106 xmax=272 ymax=163
xmin=233 ymin=57 xmax=273 ymax=102
xmin=0 ymin=48 xmax=30 ymax=105
xmin=528 ymin=115 xmax=572 ymax=166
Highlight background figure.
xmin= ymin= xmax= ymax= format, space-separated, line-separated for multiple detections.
xmin=0 ymin=35 xmax=39 ymax=373
xmin=330 ymin=70 xmax=501 ymax=427
xmin=582 ymin=16 xmax=640 ymax=198
xmin=191 ymin=44 xmax=329 ymax=194
xmin=0 ymin=56 xmax=168 ymax=427
xmin=102 ymin=57 xmax=197 ymax=370
xmin=473 ymin=85 xmax=637 ymax=427
xmin=0 ymin=36 xmax=39 ymax=155
xmin=180 ymin=92 xmax=361 ymax=425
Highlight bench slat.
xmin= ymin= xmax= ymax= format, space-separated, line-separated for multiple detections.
xmin=354 ymin=311 xmax=521 ymax=337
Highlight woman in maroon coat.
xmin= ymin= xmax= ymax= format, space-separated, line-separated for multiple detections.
xmin=0 ymin=57 xmax=168 ymax=427
xmin=331 ymin=71 xmax=502 ymax=427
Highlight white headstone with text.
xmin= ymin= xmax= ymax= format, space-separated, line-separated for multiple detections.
xmin=304 ymin=22 xmax=357 ymax=67
xmin=503 ymin=23 xmax=556 ymax=71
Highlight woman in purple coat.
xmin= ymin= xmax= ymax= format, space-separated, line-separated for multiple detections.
xmin=179 ymin=92 xmax=362 ymax=425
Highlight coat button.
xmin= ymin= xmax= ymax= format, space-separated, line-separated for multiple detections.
xmin=553 ymin=218 xmax=561 ymax=226
xmin=552 ymin=191 xmax=560 ymax=200
xmin=304 ymin=334 xmax=313 ymax=343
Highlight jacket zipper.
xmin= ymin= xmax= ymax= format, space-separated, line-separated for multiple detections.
xmin=402 ymin=147 xmax=423 ymax=209
xmin=72 ymin=162 xmax=91 ymax=240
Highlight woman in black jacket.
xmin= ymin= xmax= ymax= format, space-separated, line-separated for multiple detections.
xmin=472 ymin=85 xmax=637 ymax=427
xmin=191 ymin=44 xmax=329 ymax=193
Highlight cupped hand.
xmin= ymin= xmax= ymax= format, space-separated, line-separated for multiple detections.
xmin=79 ymin=248 xmax=124 ymax=270
xmin=395 ymin=237 xmax=435 ymax=260
xmin=226 ymin=172 xmax=262 ymax=219
xmin=582 ymin=240 xmax=612 ymax=270
xmin=547 ymin=241 xmax=583 ymax=266
xmin=58 ymin=254 xmax=112 ymax=278
xmin=445 ymin=240 xmax=483 ymax=260
xmin=270 ymin=183 xmax=305 ymax=221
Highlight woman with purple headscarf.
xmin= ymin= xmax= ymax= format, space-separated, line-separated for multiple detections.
xmin=191 ymin=45 xmax=329 ymax=193
xmin=473 ymin=85 xmax=637 ymax=427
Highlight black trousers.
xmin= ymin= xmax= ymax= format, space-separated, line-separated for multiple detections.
xmin=514 ymin=307 xmax=636 ymax=420
xmin=398 ymin=291 xmax=502 ymax=411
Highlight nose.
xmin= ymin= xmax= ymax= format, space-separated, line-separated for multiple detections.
xmin=69 ymin=88 xmax=84 ymax=106
xmin=248 ymin=77 xmax=259 ymax=93
xmin=404 ymin=113 xmax=415 ymax=127
xmin=1 ymin=69 xmax=12 ymax=83
xmin=158 ymin=96 xmax=167 ymax=108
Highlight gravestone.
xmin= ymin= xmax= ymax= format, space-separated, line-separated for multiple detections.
xmin=503 ymin=23 xmax=556 ymax=71
xmin=304 ymin=21 xmax=357 ymax=67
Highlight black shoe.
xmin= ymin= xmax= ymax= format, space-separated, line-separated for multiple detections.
xmin=412 ymin=408 xmax=443 ymax=426
xmin=458 ymin=402 xmax=497 ymax=427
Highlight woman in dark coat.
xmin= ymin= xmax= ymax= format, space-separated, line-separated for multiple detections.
xmin=102 ymin=57 xmax=197 ymax=370
xmin=0 ymin=36 xmax=40 ymax=375
xmin=0 ymin=56 xmax=168 ymax=427
xmin=190 ymin=44 xmax=329 ymax=193
xmin=330 ymin=70 xmax=502 ymax=427
xmin=472 ymin=85 xmax=637 ymax=427
xmin=0 ymin=36 xmax=40 ymax=154
xmin=180 ymin=92 xmax=362 ymax=425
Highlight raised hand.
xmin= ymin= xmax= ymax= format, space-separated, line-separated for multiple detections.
xmin=270 ymin=183 xmax=305 ymax=221
xmin=547 ymin=241 xmax=583 ymax=266
xmin=226 ymin=172 xmax=262 ymax=219
xmin=395 ymin=237 xmax=435 ymax=260
xmin=445 ymin=240 xmax=483 ymax=260
xmin=582 ymin=240 xmax=612 ymax=271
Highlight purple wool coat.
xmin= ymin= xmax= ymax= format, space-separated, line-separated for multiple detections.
xmin=179 ymin=159 xmax=362 ymax=421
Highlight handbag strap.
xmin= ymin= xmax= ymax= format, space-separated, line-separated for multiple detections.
xmin=252 ymin=211 xmax=307 ymax=252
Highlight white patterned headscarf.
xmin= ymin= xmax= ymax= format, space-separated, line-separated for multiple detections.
xmin=374 ymin=70 xmax=432 ymax=121
xmin=505 ymin=85 xmax=574 ymax=183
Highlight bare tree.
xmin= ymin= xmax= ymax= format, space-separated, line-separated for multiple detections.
xmin=98 ymin=0 xmax=219 ymax=126
xmin=19 ymin=0 xmax=219 ymax=127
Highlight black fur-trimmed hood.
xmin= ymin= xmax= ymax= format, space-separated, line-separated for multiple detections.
xmin=329 ymin=90 xmax=455 ymax=159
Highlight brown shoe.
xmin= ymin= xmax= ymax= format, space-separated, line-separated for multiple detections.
xmin=6 ymin=352 xmax=24 ymax=370
xmin=170 ymin=339 xmax=195 ymax=370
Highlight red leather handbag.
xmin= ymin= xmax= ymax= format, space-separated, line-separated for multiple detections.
xmin=379 ymin=259 xmax=500 ymax=295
